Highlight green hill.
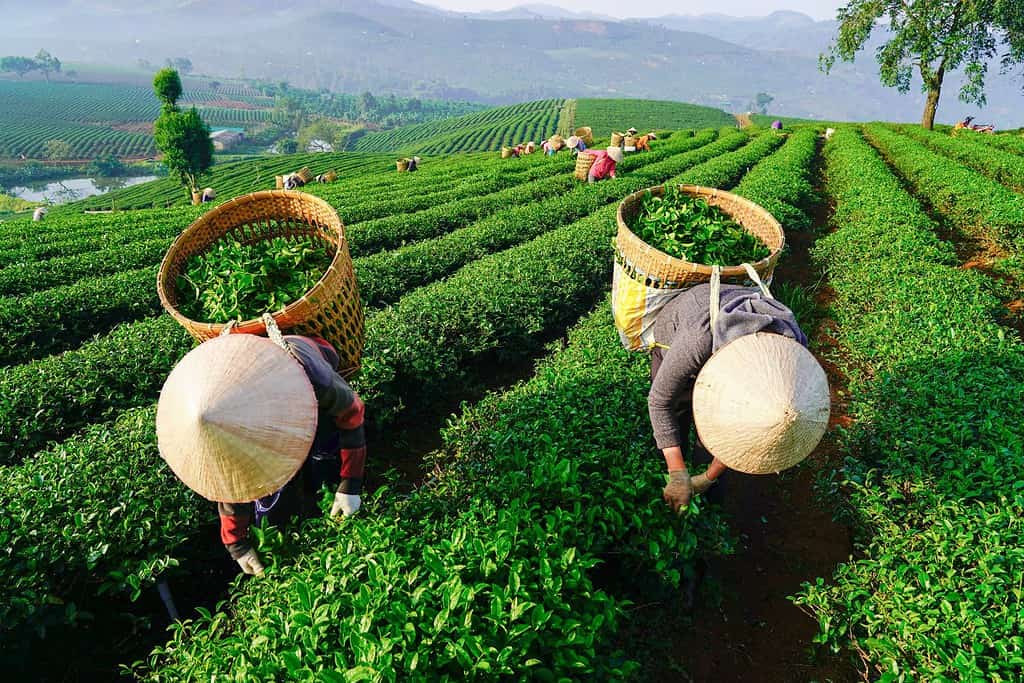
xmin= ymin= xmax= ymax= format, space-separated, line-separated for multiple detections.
xmin=348 ymin=99 xmax=566 ymax=154
xmin=348 ymin=98 xmax=735 ymax=154
xmin=569 ymin=99 xmax=736 ymax=138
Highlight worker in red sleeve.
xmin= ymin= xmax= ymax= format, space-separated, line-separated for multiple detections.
xmin=587 ymin=145 xmax=624 ymax=184
xmin=156 ymin=326 xmax=367 ymax=577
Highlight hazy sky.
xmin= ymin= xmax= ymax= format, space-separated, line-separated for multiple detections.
xmin=422 ymin=0 xmax=846 ymax=21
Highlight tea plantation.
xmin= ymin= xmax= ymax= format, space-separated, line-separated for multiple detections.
xmin=0 ymin=104 xmax=1021 ymax=681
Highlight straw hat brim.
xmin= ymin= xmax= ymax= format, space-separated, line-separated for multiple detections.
xmin=157 ymin=335 xmax=318 ymax=502
xmin=606 ymin=146 xmax=624 ymax=163
xmin=693 ymin=333 xmax=829 ymax=475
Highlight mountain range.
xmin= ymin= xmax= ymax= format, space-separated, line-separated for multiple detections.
xmin=3 ymin=1 xmax=1022 ymax=125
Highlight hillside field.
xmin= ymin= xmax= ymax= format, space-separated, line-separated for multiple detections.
xmin=0 ymin=100 xmax=1021 ymax=682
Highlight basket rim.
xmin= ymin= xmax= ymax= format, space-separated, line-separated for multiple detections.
xmin=616 ymin=184 xmax=785 ymax=278
xmin=156 ymin=190 xmax=347 ymax=335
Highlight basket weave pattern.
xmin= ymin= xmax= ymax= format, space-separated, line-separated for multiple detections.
xmin=574 ymin=126 xmax=594 ymax=145
xmin=574 ymin=152 xmax=597 ymax=181
xmin=157 ymin=190 xmax=364 ymax=376
xmin=616 ymin=185 xmax=785 ymax=288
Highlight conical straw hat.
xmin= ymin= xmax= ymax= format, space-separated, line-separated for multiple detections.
xmin=693 ymin=333 xmax=829 ymax=475
xmin=156 ymin=334 xmax=318 ymax=502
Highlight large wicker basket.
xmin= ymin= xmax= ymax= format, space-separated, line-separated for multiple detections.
xmin=396 ymin=159 xmax=409 ymax=172
xmin=549 ymin=134 xmax=565 ymax=151
xmin=574 ymin=126 xmax=594 ymax=145
xmin=157 ymin=191 xmax=364 ymax=376
xmin=296 ymin=167 xmax=313 ymax=184
xmin=610 ymin=132 xmax=624 ymax=147
xmin=616 ymin=185 xmax=785 ymax=288
xmin=574 ymin=152 xmax=597 ymax=181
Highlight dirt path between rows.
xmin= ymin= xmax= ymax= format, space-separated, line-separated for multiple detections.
xmin=628 ymin=138 xmax=860 ymax=682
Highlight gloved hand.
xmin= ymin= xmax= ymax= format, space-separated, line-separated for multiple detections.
xmin=663 ymin=470 xmax=692 ymax=513
xmin=236 ymin=548 xmax=265 ymax=576
xmin=331 ymin=491 xmax=361 ymax=517
xmin=690 ymin=472 xmax=717 ymax=495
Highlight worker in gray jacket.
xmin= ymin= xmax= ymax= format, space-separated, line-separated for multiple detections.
xmin=649 ymin=273 xmax=824 ymax=512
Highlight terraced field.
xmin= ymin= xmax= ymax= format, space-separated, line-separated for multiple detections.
xmin=1 ymin=114 xmax=1021 ymax=683
xmin=348 ymin=99 xmax=566 ymax=153
xmin=76 ymin=151 xmax=396 ymax=210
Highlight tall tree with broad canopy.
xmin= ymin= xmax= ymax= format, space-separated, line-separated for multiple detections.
xmin=822 ymin=1 xmax=1024 ymax=129
xmin=152 ymin=68 xmax=213 ymax=200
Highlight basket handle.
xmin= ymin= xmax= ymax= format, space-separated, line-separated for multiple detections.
xmin=709 ymin=263 xmax=774 ymax=346
xmin=262 ymin=313 xmax=300 ymax=361
xmin=741 ymin=263 xmax=773 ymax=299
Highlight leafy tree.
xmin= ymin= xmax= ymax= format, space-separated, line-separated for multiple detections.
xmin=297 ymin=119 xmax=343 ymax=152
xmin=153 ymin=68 xmax=183 ymax=108
xmin=0 ymin=56 xmax=37 ymax=78
xmin=155 ymin=107 xmax=214 ymax=199
xmin=358 ymin=91 xmax=378 ymax=116
xmin=755 ymin=92 xmax=774 ymax=115
xmin=88 ymin=153 xmax=126 ymax=176
xmin=276 ymin=138 xmax=299 ymax=154
xmin=43 ymin=139 xmax=72 ymax=160
xmin=274 ymin=96 xmax=307 ymax=131
xmin=153 ymin=69 xmax=213 ymax=198
xmin=34 ymin=50 xmax=60 ymax=81
xmin=822 ymin=1 xmax=1024 ymax=129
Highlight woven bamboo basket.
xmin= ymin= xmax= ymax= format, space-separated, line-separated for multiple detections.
xmin=610 ymin=132 xmax=624 ymax=147
xmin=157 ymin=191 xmax=364 ymax=377
xmin=574 ymin=126 xmax=593 ymax=146
xmin=324 ymin=170 xmax=338 ymax=183
xmin=501 ymin=146 xmax=513 ymax=159
xmin=616 ymin=185 xmax=785 ymax=288
xmin=275 ymin=175 xmax=284 ymax=190
xmin=549 ymin=134 xmax=564 ymax=151
xmin=296 ymin=167 xmax=313 ymax=184
xmin=574 ymin=152 xmax=597 ymax=181
xmin=623 ymin=135 xmax=637 ymax=151
xmin=396 ymin=159 xmax=409 ymax=172
xmin=191 ymin=191 xmax=201 ymax=206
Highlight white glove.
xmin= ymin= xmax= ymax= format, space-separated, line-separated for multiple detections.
xmin=331 ymin=492 xmax=361 ymax=517
xmin=236 ymin=548 xmax=265 ymax=576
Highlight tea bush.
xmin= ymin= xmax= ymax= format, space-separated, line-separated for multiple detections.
xmin=795 ymin=127 xmax=1024 ymax=681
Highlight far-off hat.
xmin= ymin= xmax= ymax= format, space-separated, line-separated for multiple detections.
xmin=693 ymin=333 xmax=829 ymax=474
xmin=626 ymin=127 xmax=638 ymax=135
xmin=156 ymin=334 xmax=318 ymax=502
xmin=647 ymin=132 xmax=658 ymax=139
xmin=566 ymin=135 xmax=581 ymax=149
xmin=606 ymin=145 xmax=624 ymax=164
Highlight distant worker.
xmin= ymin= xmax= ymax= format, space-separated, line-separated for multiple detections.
xmin=156 ymin=327 xmax=368 ymax=576
xmin=771 ymin=120 xmax=783 ymax=130
xmin=635 ymin=132 xmax=657 ymax=152
xmin=825 ymin=128 xmax=836 ymax=140
xmin=525 ymin=141 xmax=537 ymax=155
xmin=407 ymin=156 xmax=421 ymax=172
xmin=283 ymin=173 xmax=306 ymax=190
xmin=954 ymin=116 xmax=994 ymax=135
xmin=200 ymin=187 xmax=216 ymax=203
xmin=626 ymin=127 xmax=638 ymax=136
xmin=566 ymin=135 xmax=587 ymax=156
xmin=32 ymin=206 xmax=48 ymax=222
xmin=587 ymin=145 xmax=624 ymax=184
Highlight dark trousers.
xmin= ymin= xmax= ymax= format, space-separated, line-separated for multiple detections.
xmin=255 ymin=450 xmax=341 ymax=526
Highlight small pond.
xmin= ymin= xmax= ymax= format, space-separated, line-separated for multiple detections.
xmin=7 ymin=175 xmax=159 ymax=204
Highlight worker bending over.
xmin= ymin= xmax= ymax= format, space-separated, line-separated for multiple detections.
xmin=157 ymin=326 xmax=367 ymax=575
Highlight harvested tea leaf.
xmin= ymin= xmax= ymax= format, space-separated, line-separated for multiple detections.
xmin=634 ymin=188 xmax=771 ymax=265
xmin=177 ymin=237 xmax=331 ymax=323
